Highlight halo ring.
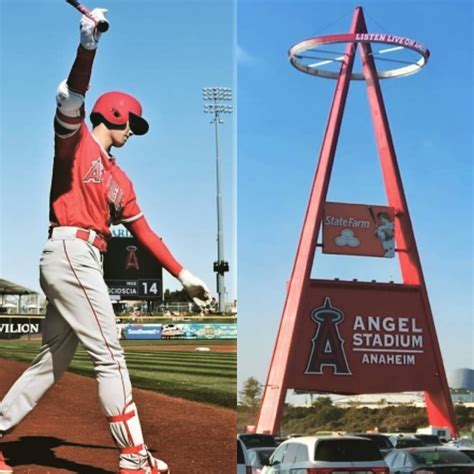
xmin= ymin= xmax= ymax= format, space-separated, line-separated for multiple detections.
xmin=288 ymin=33 xmax=430 ymax=80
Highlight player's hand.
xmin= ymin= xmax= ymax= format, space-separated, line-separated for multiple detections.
xmin=80 ymin=8 xmax=109 ymax=50
xmin=178 ymin=269 xmax=211 ymax=309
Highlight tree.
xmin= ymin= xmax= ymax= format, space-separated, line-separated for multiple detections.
xmin=163 ymin=288 xmax=189 ymax=303
xmin=455 ymin=404 xmax=471 ymax=428
xmin=239 ymin=377 xmax=262 ymax=408
xmin=311 ymin=396 xmax=333 ymax=408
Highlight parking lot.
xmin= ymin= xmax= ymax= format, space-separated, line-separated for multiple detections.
xmin=238 ymin=430 xmax=474 ymax=474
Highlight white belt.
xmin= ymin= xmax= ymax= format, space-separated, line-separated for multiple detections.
xmin=49 ymin=226 xmax=108 ymax=252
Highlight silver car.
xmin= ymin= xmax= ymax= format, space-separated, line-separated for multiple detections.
xmin=261 ymin=435 xmax=388 ymax=473
xmin=384 ymin=447 xmax=474 ymax=474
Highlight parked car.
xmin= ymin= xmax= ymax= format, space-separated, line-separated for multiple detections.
xmin=457 ymin=447 xmax=474 ymax=461
xmin=161 ymin=324 xmax=184 ymax=339
xmin=238 ymin=433 xmax=278 ymax=449
xmin=389 ymin=435 xmax=425 ymax=449
xmin=414 ymin=434 xmax=443 ymax=446
xmin=247 ymin=447 xmax=276 ymax=474
xmin=274 ymin=436 xmax=287 ymax=446
xmin=416 ymin=426 xmax=452 ymax=443
xmin=350 ymin=433 xmax=394 ymax=456
xmin=447 ymin=437 xmax=473 ymax=448
xmin=384 ymin=447 xmax=474 ymax=474
xmin=261 ymin=435 xmax=388 ymax=473
xmin=237 ymin=438 xmax=252 ymax=474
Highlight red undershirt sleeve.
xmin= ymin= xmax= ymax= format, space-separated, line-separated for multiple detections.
xmin=54 ymin=46 xmax=96 ymax=153
xmin=126 ymin=217 xmax=183 ymax=278
xmin=67 ymin=45 xmax=96 ymax=94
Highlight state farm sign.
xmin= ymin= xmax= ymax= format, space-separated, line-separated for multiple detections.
xmin=323 ymin=202 xmax=396 ymax=258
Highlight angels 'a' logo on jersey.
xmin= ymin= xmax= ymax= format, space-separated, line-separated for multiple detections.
xmin=305 ymin=297 xmax=351 ymax=375
xmin=83 ymin=157 xmax=104 ymax=183
xmin=106 ymin=175 xmax=124 ymax=224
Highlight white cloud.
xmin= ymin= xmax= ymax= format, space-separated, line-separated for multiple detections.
xmin=237 ymin=45 xmax=256 ymax=64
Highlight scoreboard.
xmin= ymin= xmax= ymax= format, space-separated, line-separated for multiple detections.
xmin=103 ymin=235 xmax=163 ymax=300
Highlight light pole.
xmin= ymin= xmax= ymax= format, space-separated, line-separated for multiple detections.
xmin=202 ymin=87 xmax=232 ymax=314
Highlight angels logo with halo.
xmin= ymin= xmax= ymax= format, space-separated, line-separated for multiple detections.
xmin=305 ymin=297 xmax=351 ymax=375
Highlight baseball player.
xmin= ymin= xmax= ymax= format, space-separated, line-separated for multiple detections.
xmin=374 ymin=211 xmax=396 ymax=258
xmin=0 ymin=8 xmax=211 ymax=474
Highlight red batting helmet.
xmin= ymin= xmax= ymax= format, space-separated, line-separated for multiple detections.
xmin=90 ymin=91 xmax=149 ymax=135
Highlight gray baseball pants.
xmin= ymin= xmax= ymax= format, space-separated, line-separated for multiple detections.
xmin=0 ymin=228 xmax=151 ymax=469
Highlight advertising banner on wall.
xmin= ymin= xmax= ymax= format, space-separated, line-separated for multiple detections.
xmin=0 ymin=316 xmax=42 ymax=339
xmin=120 ymin=323 xmax=236 ymax=340
xmin=286 ymin=280 xmax=439 ymax=394
xmin=323 ymin=202 xmax=396 ymax=258
xmin=120 ymin=324 xmax=163 ymax=340
xmin=182 ymin=324 xmax=237 ymax=339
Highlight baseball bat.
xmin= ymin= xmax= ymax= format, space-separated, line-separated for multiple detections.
xmin=368 ymin=206 xmax=377 ymax=224
xmin=368 ymin=206 xmax=378 ymax=234
xmin=65 ymin=0 xmax=109 ymax=32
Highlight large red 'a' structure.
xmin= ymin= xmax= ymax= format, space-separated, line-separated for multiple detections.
xmin=255 ymin=6 xmax=457 ymax=436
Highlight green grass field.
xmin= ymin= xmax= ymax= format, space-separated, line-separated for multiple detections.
xmin=0 ymin=339 xmax=236 ymax=409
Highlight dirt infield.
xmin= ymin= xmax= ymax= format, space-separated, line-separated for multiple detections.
xmin=125 ymin=344 xmax=237 ymax=352
xmin=0 ymin=359 xmax=235 ymax=473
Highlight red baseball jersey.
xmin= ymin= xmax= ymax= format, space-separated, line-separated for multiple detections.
xmin=47 ymin=45 xmax=183 ymax=276
xmin=49 ymin=122 xmax=143 ymax=239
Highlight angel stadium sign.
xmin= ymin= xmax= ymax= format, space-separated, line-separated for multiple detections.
xmin=286 ymin=280 xmax=437 ymax=395
xmin=352 ymin=314 xmax=423 ymax=366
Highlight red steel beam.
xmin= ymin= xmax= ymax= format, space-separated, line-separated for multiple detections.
xmin=255 ymin=7 xmax=365 ymax=435
xmin=357 ymin=14 xmax=457 ymax=435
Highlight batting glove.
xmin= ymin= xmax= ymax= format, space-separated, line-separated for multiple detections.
xmin=80 ymin=8 xmax=109 ymax=50
xmin=178 ymin=269 xmax=211 ymax=309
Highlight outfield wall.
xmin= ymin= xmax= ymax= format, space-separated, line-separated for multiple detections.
xmin=0 ymin=316 xmax=237 ymax=341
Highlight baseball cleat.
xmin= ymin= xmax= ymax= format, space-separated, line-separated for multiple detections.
xmin=119 ymin=456 xmax=169 ymax=474
xmin=0 ymin=452 xmax=13 ymax=474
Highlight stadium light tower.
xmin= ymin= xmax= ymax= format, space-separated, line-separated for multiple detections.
xmin=202 ymin=87 xmax=232 ymax=314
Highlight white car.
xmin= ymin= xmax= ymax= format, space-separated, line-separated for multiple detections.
xmin=161 ymin=324 xmax=184 ymax=338
xmin=238 ymin=434 xmax=278 ymax=474
xmin=237 ymin=437 xmax=251 ymax=474
xmin=261 ymin=435 xmax=389 ymax=473
xmin=238 ymin=433 xmax=278 ymax=450
xmin=247 ymin=446 xmax=276 ymax=473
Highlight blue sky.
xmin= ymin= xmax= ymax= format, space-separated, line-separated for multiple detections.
xmin=0 ymin=0 xmax=235 ymax=300
xmin=237 ymin=0 xmax=473 ymax=399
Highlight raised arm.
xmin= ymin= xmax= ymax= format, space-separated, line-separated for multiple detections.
xmin=54 ymin=8 xmax=108 ymax=150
